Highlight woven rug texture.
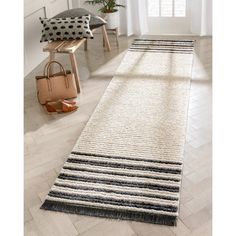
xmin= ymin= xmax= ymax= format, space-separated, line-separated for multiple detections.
xmin=41 ymin=39 xmax=194 ymax=226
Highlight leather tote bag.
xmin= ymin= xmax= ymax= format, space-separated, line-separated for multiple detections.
xmin=35 ymin=61 xmax=77 ymax=105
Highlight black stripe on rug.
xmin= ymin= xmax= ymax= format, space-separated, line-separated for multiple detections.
xmin=71 ymin=151 xmax=183 ymax=165
xmin=129 ymin=39 xmax=195 ymax=54
xmin=134 ymin=39 xmax=194 ymax=42
xmin=66 ymin=158 xmax=182 ymax=174
xmin=132 ymin=43 xmax=194 ymax=47
xmin=41 ymin=200 xmax=177 ymax=226
xmin=48 ymin=191 xmax=178 ymax=212
xmin=128 ymin=49 xmax=193 ymax=54
xmin=62 ymin=165 xmax=181 ymax=182
xmin=132 ymin=45 xmax=194 ymax=48
xmin=129 ymin=47 xmax=193 ymax=52
xmin=58 ymin=174 xmax=180 ymax=192
xmin=49 ymin=192 xmax=177 ymax=212
xmin=54 ymin=182 xmax=179 ymax=201
xmin=130 ymin=46 xmax=193 ymax=50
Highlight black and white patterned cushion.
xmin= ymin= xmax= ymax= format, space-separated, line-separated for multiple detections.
xmin=39 ymin=15 xmax=93 ymax=42
xmin=53 ymin=8 xmax=107 ymax=30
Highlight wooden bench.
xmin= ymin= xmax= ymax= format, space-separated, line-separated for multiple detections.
xmin=43 ymin=25 xmax=111 ymax=93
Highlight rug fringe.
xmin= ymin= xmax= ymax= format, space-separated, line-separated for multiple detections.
xmin=41 ymin=200 xmax=177 ymax=226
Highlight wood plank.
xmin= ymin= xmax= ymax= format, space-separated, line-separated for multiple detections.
xmin=29 ymin=204 xmax=78 ymax=236
xmin=57 ymin=39 xmax=86 ymax=53
xmin=79 ymin=221 xmax=135 ymax=236
xmin=44 ymin=39 xmax=86 ymax=53
xmin=43 ymin=41 xmax=65 ymax=52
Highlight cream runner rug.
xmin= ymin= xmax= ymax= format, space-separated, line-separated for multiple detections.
xmin=41 ymin=39 xmax=194 ymax=226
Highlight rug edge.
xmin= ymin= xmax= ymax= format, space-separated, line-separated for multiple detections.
xmin=40 ymin=200 xmax=177 ymax=226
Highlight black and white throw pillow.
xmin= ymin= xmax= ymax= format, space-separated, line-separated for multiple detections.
xmin=53 ymin=8 xmax=107 ymax=30
xmin=39 ymin=15 xmax=93 ymax=42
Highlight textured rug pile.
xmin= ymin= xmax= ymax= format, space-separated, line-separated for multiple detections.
xmin=41 ymin=39 xmax=194 ymax=226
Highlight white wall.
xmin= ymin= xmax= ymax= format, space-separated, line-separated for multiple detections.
xmin=190 ymin=0 xmax=202 ymax=34
xmin=190 ymin=0 xmax=212 ymax=36
xmin=74 ymin=0 xmax=100 ymax=14
xmin=204 ymin=0 xmax=212 ymax=35
xmin=24 ymin=0 xmax=72 ymax=76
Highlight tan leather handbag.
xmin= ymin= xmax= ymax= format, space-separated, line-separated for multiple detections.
xmin=35 ymin=61 xmax=77 ymax=105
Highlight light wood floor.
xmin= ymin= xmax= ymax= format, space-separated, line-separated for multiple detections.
xmin=24 ymin=34 xmax=212 ymax=236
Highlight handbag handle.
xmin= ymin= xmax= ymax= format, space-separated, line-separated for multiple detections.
xmin=43 ymin=61 xmax=63 ymax=77
xmin=45 ymin=60 xmax=67 ymax=78
xmin=43 ymin=61 xmax=51 ymax=76
xmin=43 ymin=61 xmax=70 ymax=90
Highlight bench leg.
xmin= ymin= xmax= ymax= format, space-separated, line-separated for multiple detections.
xmin=49 ymin=52 xmax=55 ymax=75
xmin=84 ymin=40 xmax=88 ymax=51
xmin=102 ymin=25 xmax=111 ymax=51
xmin=69 ymin=53 xmax=81 ymax=93
xmin=115 ymin=28 xmax=119 ymax=47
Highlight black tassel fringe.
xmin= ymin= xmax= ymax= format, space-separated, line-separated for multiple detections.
xmin=41 ymin=200 xmax=177 ymax=226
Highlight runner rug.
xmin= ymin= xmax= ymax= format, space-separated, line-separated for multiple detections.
xmin=41 ymin=39 xmax=194 ymax=226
